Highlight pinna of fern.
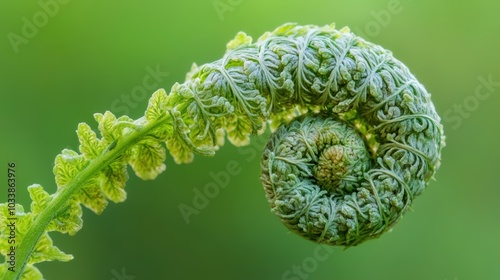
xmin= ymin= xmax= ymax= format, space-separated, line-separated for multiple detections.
xmin=0 ymin=23 xmax=444 ymax=279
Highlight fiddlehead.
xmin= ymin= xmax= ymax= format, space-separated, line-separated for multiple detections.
xmin=0 ymin=23 xmax=444 ymax=279
xmin=168 ymin=23 xmax=445 ymax=245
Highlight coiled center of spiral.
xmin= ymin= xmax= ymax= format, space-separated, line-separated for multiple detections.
xmin=260 ymin=115 xmax=377 ymax=245
xmin=261 ymin=114 xmax=372 ymax=197
xmin=313 ymin=130 xmax=371 ymax=195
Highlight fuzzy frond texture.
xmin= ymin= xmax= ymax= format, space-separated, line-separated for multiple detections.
xmin=167 ymin=23 xmax=445 ymax=246
xmin=1 ymin=22 xmax=444 ymax=279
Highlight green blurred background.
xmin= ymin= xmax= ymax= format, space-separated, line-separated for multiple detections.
xmin=1 ymin=0 xmax=499 ymax=279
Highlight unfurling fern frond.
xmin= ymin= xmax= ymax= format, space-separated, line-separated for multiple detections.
xmin=0 ymin=23 xmax=444 ymax=279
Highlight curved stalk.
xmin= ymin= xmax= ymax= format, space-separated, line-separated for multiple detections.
xmin=3 ymin=115 xmax=169 ymax=280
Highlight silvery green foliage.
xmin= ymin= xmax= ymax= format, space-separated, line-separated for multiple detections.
xmin=169 ymin=23 xmax=445 ymax=246
xmin=0 ymin=23 xmax=444 ymax=279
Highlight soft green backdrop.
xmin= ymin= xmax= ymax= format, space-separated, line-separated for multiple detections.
xmin=1 ymin=0 xmax=499 ymax=279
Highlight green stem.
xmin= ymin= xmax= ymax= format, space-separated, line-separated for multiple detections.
xmin=4 ymin=115 xmax=169 ymax=280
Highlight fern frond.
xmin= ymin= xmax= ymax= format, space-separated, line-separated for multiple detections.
xmin=0 ymin=23 xmax=444 ymax=279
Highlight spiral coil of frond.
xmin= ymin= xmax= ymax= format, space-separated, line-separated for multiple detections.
xmin=166 ymin=23 xmax=445 ymax=246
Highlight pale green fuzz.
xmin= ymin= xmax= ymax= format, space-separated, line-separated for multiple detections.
xmin=0 ymin=23 xmax=444 ymax=279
